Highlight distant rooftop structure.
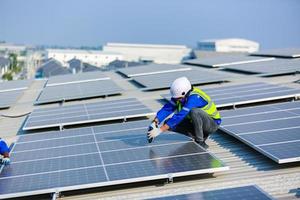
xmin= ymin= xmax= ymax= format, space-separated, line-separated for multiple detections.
xmin=198 ymin=38 xmax=259 ymax=53
xmin=0 ymin=43 xmax=27 ymax=54
xmin=68 ymin=58 xmax=100 ymax=73
xmin=46 ymin=49 xmax=123 ymax=67
xmin=36 ymin=58 xmax=71 ymax=78
xmin=103 ymin=42 xmax=192 ymax=64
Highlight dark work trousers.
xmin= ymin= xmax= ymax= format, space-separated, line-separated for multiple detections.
xmin=173 ymin=108 xmax=219 ymax=142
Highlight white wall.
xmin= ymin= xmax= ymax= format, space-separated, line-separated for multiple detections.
xmin=103 ymin=43 xmax=192 ymax=64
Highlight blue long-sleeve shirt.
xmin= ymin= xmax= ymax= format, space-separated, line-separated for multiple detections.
xmin=0 ymin=139 xmax=9 ymax=156
xmin=157 ymin=94 xmax=221 ymax=130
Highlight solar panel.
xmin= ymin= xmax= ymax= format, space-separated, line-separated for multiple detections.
xmin=221 ymin=101 xmax=300 ymax=163
xmin=148 ymin=185 xmax=274 ymax=200
xmin=117 ymin=64 xmax=192 ymax=77
xmin=0 ymin=120 xmax=228 ymax=199
xmin=162 ymin=82 xmax=300 ymax=108
xmin=223 ymin=58 xmax=300 ymax=76
xmin=183 ymin=55 xmax=274 ymax=68
xmin=46 ymin=71 xmax=110 ymax=86
xmin=133 ymin=70 xmax=229 ymax=90
xmin=251 ymin=48 xmax=300 ymax=58
xmin=36 ymin=80 xmax=123 ymax=104
xmin=0 ymin=79 xmax=32 ymax=92
xmin=0 ymin=90 xmax=24 ymax=109
xmin=24 ymin=98 xmax=155 ymax=130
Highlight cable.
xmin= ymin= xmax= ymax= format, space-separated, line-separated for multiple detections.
xmin=0 ymin=112 xmax=31 ymax=118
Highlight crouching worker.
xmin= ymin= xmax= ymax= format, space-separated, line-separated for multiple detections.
xmin=147 ymin=77 xmax=221 ymax=148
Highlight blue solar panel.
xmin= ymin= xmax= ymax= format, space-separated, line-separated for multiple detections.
xmin=162 ymin=82 xmax=300 ymax=108
xmin=0 ymin=120 xmax=228 ymax=199
xmin=23 ymin=98 xmax=155 ymax=130
xmin=221 ymin=101 xmax=300 ymax=163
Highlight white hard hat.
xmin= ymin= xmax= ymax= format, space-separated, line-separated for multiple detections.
xmin=170 ymin=77 xmax=192 ymax=98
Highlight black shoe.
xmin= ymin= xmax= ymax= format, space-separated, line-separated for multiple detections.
xmin=195 ymin=140 xmax=209 ymax=149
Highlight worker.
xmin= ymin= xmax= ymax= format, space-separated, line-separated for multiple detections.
xmin=147 ymin=77 xmax=221 ymax=147
xmin=0 ymin=138 xmax=10 ymax=165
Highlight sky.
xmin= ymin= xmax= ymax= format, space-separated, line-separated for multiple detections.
xmin=0 ymin=0 xmax=300 ymax=49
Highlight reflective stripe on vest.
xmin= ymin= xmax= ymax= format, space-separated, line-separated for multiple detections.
xmin=176 ymin=87 xmax=221 ymax=120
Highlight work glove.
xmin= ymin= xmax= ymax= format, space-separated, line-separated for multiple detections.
xmin=1 ymin=157 xmax=10 ymax=166
xmin=147 ymin=123 xmax=162 ymax=143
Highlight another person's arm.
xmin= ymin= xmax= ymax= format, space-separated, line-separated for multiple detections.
xmin=0 ymin=140 xmax=10 ymax=165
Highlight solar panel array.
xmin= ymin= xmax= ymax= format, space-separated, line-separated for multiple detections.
xmin=133 ymin=70 xmax=229 ymax=90
xmin=162 ymin=82 xmax=300 ymax=108
xmin=24 ymin=98 xmax=155 ymax=130
xmin=117 ymin=64 xmax=192 ymax=77
xmin=0 ymin=90 xmax=24 ymax=109
xmin=0 ymin=120 xmax=228 ymax=199
xmin=0 ymin=80 xmax=32 ymax=109
xmin=149 ymin=185 xmax=274 ymax=200
xmin=36 ymin=80 xmax=123 ymax=104
xmin=183 ymin=55 xmax=274 ymax=68
xmin=0 ymin=79 xmax=32 ymax=92
xmin=224 ymin=58 xmax=300 ymax=76
xmin=251 ymin=48 xmax=300 ymax=58
xmin=221 ymin=101 xmax=300 ymax=163
xmin=46 ymin=71 xmax=110 ymax=86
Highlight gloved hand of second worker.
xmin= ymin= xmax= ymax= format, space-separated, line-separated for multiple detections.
xmin=1 ymin=157 xmax=10 ymax=166
xmin=147 ymin=124 xmax=162 ymax=140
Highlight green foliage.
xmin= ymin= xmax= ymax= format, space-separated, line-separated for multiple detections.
xmin=2 ymin=72 xmax=13 ymax=81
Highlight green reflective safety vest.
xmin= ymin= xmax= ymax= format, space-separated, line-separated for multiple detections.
xmin=176 ymin=87 xmax=221 ymax=120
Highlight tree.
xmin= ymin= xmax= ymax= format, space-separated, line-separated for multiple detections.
xmin=2 ymin=72 xmax=13 ymax=81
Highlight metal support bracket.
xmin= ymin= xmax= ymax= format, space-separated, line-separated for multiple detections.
xmin=167 ymin=173 xmax=174 ymax=184
xmin=51 ymin=190 xmax=60 ymax=200
xmin=59 ymin=124 xmax=64 ymax=131
xmin=233 ymin=104 xmax=236 ymax=110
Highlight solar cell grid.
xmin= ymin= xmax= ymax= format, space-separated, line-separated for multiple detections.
xmin=0 ymin=120 xmax=228 ymax=199
xmin=183 ymin=55 xmax=274 ymax=68
xmin=0 ymin=90 xmax=24 ymax=109
xmin=46 ymin=71 xmax=110 ymax=86
xmin=0 ymin=79 xmax=32 ymax=92
xmin=36 ymin=80 xmax=123 ymax=104
xmin=133 ymin=70 xmax=229 ymax=90
xmin=23 ymin=98 xmax=155 ymax=130
xmin=221 ymin=101 xmax=300 ymax=163
xmin=161 ymin=82 xmax=300 ymax=108
xmin=223 ymin=58 xmax=300 ymax=76
xmin=117 ymin=64 xmax=192 ymax=77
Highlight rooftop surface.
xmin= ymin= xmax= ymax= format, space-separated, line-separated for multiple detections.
xmin=0 ymin=62 xmax=299 ymax=199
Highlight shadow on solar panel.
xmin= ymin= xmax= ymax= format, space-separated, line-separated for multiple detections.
xmin=0 ymin=120 xmax=228 ymax=199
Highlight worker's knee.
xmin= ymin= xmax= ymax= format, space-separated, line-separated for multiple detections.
xmin=190 ymin=108 xmax=203 ymax=117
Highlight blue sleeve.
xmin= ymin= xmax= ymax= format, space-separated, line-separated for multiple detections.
xmin=0 ymin=140 xmax=9 ymax=155
xmin=156 ymin=101 xmax=176 ymax=123
xmin=166 ymin=94 xmax=208 ymax=130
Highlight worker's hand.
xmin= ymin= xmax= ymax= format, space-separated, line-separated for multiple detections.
xmin=147 ymin=125 xmax=162 ymax=141
xmin=149 ymin=121 xmax=157 ymax=130
xmin=1 ymin=157 xmax=10 ymax=165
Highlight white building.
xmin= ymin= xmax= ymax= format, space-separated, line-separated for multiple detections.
xmin=46 ymin=49 xmax=123 ymax=67
xmin=0 ymin=43 xmax=27 ymax=55
xmin=103 ymin=43 xmax=192 ymax=64
xmin=197 ymin=38 xmax=259 ymax=53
